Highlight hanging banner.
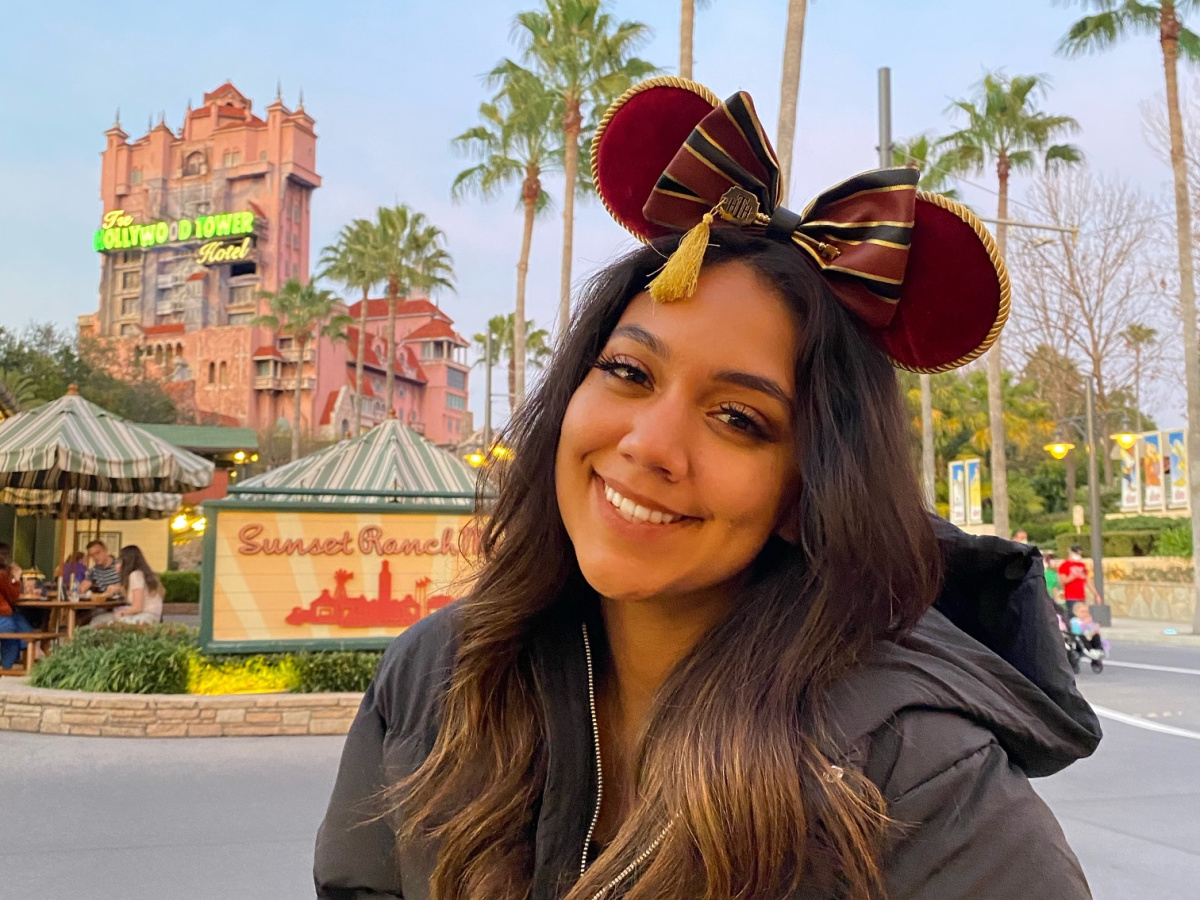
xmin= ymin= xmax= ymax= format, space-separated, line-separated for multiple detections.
xmin=949 ymin=460 xmax=967 ymax=525
xmin=1167 ymin=429 xmax=1188 ymax=509
xmin=1143 ymin=432 xmax=1165 ymax=510
xmin=966 ymin=457 xmax=984 ymax=525
xmin=1120 ymin=441 xmax=1141 ymax=512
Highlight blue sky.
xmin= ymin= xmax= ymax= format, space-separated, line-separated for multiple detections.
xmin=0 ymin=0 xmax=1183 ymax=424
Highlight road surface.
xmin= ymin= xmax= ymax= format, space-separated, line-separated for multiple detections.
xmin=1 ymin=641 xmax=1197 ymax=899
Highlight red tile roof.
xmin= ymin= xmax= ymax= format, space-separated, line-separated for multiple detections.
xmin=404 ymin=319 xmax=468 ymax=345
xmin=252 ymin=345 xmax=283 ymax=360
xmin=346 ymin=298 xmax=449 ymax=321
xmin=141 ymin=323 xmax=186 ymax=336
xmin=405 ymin=346 xmax=428 ymax=382
xmin=318 ymin=390 xmax=339 ymax=427
xmin=203 ymin=82 xmax=249 ymax=105
xmin=344 ymin=328 xmax=386 ymax=370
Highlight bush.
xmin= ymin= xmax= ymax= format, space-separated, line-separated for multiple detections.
xmin=187 ymin=654 xmax=300 ymax=695
xmin=1056 ymin=530 xmax=1159 ymax=558
xmin=294 ymin=651 xmax=383 ymax=693
xmin=159 ymin=571 xmax=200 ymax=605
xmin=29 ymin=624 xmax=197 ymax=694
xmin=30 ymin=624 xmax=383 ymax=694
xmin=1154 ymin=521 xmax=1194 ymax=558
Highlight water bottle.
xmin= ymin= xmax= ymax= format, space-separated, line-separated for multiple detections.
xmin=69 ymin=577 xmax=79 ymax=603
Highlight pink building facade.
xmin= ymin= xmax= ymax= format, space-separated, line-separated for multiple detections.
xmin=81 ymin=82 xmax=470 ymax=447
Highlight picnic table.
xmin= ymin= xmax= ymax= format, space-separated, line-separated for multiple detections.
xmin=16 ymin=595 xmax=125 ymax=640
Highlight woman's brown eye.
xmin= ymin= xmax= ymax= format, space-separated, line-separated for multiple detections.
xmin=594 ymin=355 xmax=650 ymax=386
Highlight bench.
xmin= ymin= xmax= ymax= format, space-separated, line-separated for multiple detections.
xmin=0 ymin=631 xmax=61 ymax=676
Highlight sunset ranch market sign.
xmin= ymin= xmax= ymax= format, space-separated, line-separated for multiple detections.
xmin=94 ymin=209 xmax=256 ymax=266
xmin=201 ymin=507 xmax=480 ymax=653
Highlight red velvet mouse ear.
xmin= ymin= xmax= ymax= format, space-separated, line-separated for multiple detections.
xmin=865 ymin=193 xmax=1011 ymax=373
xmin=591 ymin=77 xmax=720 ymax=243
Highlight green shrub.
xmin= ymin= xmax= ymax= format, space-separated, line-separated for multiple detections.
xmin=1105 ymin=515 xmax=1181 ymax=533
xmin=294 ymin=651 xmax=383 ymax=693
xmin=30 ymin=625 xmax=383 ymax=694
xmin=30 ymin=624 xmax=197 ymax=693
xmin=1153 ymin=521 xmax=1194 ymax=558
xmin=1056 ymin=530 xmax=1159 ymax=558
xmin=159 ymin=570 xmax=201 ymax=604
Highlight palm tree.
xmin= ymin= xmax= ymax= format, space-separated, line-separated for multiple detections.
xmin=506 ymin=0 xmax=657 ymax=337
xmin=254 ymin=279 xmax=353 ymax=461
xmin=473 ymin=314 xmax=553 ymax=412
xmin=892 ymin=134 xmax=962 ymax=508
xmin=776 ymin=0 xmax=809 ymax=204
xmin=939 ymin=72 xmax=1083 ymax=539
xmin=1121 ymin=322 xmax=1159 ymax=433
xmin=454 ymin=69 xmax=558 ymax=406
xmin=370 ymin=206 xmax=455 ymax=411
xmin=679 ymin=0 xmax=712 ymax=80
xmin=1059 ymin=0 xmax=1200 ymax=631
xmin=319 ymin=218 xmax=382 ymax=435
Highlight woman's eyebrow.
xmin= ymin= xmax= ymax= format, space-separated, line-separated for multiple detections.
xmin=610 ymin=324 xmax=670 ymax=359
xmin=713 ymin=370 xmax=793 ymax=406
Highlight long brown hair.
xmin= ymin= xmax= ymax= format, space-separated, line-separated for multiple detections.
xmin=117 ymin=545 xmax=160 ymax=595
xmin=394 ymin=230 xmax=943 ymax=900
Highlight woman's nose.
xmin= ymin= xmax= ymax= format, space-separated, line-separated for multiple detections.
xmin=615 ymin=393 xmax=691 ymax=481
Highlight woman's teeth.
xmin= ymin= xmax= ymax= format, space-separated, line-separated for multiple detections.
xmin=603 ymin=484 xmax=682 ymax=525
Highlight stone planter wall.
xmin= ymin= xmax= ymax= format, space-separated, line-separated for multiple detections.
xmin=0 ymin=679 xmax=362 ymax=737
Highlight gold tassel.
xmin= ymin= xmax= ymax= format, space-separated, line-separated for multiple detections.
xmin=648 ymin=212 xmax=714 ymax=303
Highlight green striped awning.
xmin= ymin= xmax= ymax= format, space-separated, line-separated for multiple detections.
xmin=234 ymin=418 xmax=478 ymax=507
xmin=0 ymin=388 xmax=214 ymax=493
xmin=0 ymin=487 xmax=182 ymax=521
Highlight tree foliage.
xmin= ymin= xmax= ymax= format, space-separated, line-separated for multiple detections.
xmin=0 ymin=324 xmax=176 ymax=423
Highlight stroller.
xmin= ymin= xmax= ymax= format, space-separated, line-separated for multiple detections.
xmin=1058 ymin=606 xmax=1106 ymax=674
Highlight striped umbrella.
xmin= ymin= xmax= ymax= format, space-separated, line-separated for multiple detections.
xmin=234 ymin=416 xmax=477 ymax=508
xmin=0 ymin=386 xmax=213 ymax=494
xmin=0 ymin=487 xmax=182 ymax=521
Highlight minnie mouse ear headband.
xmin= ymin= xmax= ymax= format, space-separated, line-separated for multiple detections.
xmin=590 ymin=77 xmax=1011 ymax=373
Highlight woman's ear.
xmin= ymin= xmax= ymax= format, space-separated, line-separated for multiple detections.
xmin=773 ymin=480 xmax=801 ymax=545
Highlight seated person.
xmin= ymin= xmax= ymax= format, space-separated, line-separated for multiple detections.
xmin=1068 ymin=601 xmax=1107 ymax=652
xmin=0 ymin=542 xmax=34 ymax=670
xmin=89 ymin=545 xmax=164 ymax=627
xmin=55 ymin=551 xmax=88 ymax=597
xmin=79 ymin=540 xmax=122 ymax=599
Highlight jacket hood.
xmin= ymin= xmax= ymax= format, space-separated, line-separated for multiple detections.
xmin=826 ymin=518 xmax=1102 ymax=778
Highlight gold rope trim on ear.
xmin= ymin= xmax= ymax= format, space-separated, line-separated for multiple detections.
xmin=895 ymin=191 xmax=1012 ymax=375
xmin=590 ymin=77 xmax=721 ymax=245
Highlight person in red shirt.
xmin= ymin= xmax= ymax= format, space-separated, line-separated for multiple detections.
xmin=0 ymin=541 xmax=34 ymax=670
xmin=1058 ymin=546 xmax=1097 ymax=607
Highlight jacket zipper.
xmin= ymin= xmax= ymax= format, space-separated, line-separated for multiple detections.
xmin=580 ymin=624 xmax=673 ymax=900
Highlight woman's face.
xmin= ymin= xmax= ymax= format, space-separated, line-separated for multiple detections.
xmin=555 ymin=261 xmax=799 ymax=606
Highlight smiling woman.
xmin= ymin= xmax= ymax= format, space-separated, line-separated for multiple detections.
xmin=315 ymin=80 xmax=1100 ymax=900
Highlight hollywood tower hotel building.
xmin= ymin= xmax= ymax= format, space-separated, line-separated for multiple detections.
xmin=81 ymin=83 xmax=470 ymax=446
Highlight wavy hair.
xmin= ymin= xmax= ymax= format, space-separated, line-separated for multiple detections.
xmin=392 ymin=230 xmax=943 ymax=900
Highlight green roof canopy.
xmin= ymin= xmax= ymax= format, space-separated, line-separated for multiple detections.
xmin=136 ymin=424 xmax=258 ymax=455
xmin=233 ymin=418 xmax=478 ymax=508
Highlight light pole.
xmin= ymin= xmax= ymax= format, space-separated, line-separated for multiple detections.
xmin=1042 ymin=376 xmax=1110 ymax=624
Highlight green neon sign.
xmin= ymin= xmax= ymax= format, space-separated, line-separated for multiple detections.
xmin=94 ymin=208 xmax=255 ymax=252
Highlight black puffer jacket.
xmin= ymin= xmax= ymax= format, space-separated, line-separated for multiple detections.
xmin=315 ymin=521 xmax=1102 ymax=899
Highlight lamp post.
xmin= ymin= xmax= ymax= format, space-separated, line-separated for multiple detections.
xmin=1084 ymin=378 xmax=1105 ymax=614
xmin=1042 ymin=376 xmax=1111 ymax=625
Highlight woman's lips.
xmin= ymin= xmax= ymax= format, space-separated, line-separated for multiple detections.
xmin=595 ymin=474 xmax=693 ymax=527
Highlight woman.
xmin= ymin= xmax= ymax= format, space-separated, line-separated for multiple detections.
xmin=90 ymin=545 xmax=163 ymax=627
xmin=0 ymin=542 xmax=34 ymax=670
xmin=316 ymin=80 xmax=1100 ymax=900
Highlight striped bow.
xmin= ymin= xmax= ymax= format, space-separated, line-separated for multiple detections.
xmin=642 ymin=91 xmax=919 ymax=328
